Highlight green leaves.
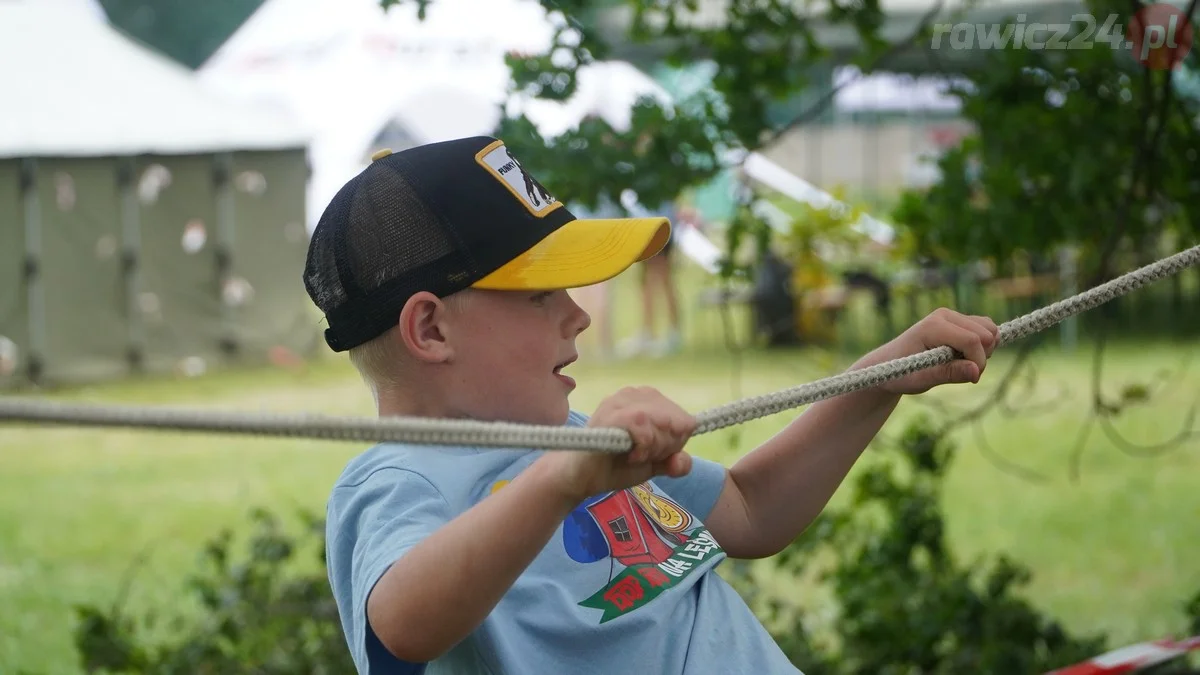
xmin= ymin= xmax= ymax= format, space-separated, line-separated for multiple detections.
xmin=735 ymin=414 xmax=1117 ymax=674
xmin=72 ymin=509 xmax=351 ymax=675
xmin=891 ymin=0 xmax=1200 ymax=269
xmin=379 ymin=0 xmax=891 ymax=216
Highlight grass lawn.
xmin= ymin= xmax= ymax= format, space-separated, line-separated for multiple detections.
xmin=1 ymin=266 xmax=1198 ymax=674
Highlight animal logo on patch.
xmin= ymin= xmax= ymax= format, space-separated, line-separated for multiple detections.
xmin=475 ymin=141 xmax=560 ymax=217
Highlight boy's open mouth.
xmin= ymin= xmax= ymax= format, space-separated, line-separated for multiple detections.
xmin=553 ymin=356 xmax=577 ymax=375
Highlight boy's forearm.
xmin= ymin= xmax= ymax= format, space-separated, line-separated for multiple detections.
xmin=728 ymin=356 xmax=902 ymax=556
xmin=367 ymin=456 xmax=579 ymax=663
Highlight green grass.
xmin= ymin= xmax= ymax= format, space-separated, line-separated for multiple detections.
xmin=1 ymin=266 xmax=1199 ymax=674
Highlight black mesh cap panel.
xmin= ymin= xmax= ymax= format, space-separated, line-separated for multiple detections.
xmin=303 ymin=136 xmax=577 ymax=352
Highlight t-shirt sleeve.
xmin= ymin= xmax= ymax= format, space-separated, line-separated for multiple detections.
xmin=651 ymin=454 xmax=729 ymax=522
xmin=326 ymin=466 xmax=452 ymax=675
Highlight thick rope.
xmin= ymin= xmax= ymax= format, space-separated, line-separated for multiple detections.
xmin=2 ymin=245 xmax=1198 ymax=453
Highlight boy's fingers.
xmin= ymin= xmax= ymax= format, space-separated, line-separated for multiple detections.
xmin=653 ymin=452 xmax=692 ymax=478
xmin=627 ymin=422 xmax=656 ymax=462
xmin=651 ymin=421 xmax=685 ymax=462
xmin=943 ymin=311 xmax=995 ymax=349
xmin=935 ymin=315 xmax=989 ymax=374
xmin=963 ymin=332 xmax=987 ymax=373
xmin=962 ymin=315 xmax=1000 ymax=356
xmin=954 ymin=360 xmax=980 ymax=384
xmin=672 ymin=413 xmax=698 ymax=437
xmin=969 ymin=315 xmax=1000 ymax=354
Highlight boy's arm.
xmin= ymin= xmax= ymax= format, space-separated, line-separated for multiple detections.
xmin=366 ymin=457 xmax=579 ymax=663
xmin=704 ymin=309 xmax=999 ymax=559
xmin=362 ymin=387 xmax=696 ymax=665
xmin=703 ymin=382 xmax=901 ymax=559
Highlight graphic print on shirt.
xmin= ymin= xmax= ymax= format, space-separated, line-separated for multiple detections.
xmin=561 ymin=482 xmax=724 ymax=623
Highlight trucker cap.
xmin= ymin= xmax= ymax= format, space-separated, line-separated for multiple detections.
xmin=303 ymin=136 xmax=671 ymax=352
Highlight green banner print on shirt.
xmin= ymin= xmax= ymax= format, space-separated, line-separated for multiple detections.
xmin=580 ymin=528 xmax=723 ymax=623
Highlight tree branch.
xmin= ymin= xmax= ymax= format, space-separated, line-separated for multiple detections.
xmin=1068 ymin=318 xmax=1199 ymax=481
xmin=1098 ymin=396 xmax=1200 ymax=459
xmin=970 ymin=411 xmax=1053 ymax=484
xmin=1091 ymin=0 xmax=1189 ymax=285
xmin=939 ymin=336 xmax=1044 ymax=432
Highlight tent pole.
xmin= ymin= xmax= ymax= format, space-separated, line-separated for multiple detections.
xmin=214 ymin=152 xmax=237 ymax=358
xmin=20 ymin=158 xmax=45 ymax=384
xmin=118 ymin=157 xmax=144 ymax=371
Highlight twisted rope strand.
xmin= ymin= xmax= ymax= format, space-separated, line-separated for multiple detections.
xmin=2 ymin=245 xmax=1198 ymax=453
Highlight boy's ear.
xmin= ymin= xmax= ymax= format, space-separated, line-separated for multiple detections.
xmin=397 ymin=291 xmax=454 ymax=364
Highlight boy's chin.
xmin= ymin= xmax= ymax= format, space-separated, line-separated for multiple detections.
xmin=528 ymin=398 xmax=572 ymax=427
xmin=530 ymin=400 xmax=571 ymax=427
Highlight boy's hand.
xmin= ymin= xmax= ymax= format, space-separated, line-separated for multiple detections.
xmin=862 ymin=308 xmax=1000 ymax=396
xmin=540 ymin=387 xmax=696 ymax=503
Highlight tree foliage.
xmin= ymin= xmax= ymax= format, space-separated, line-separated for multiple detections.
xmin=382 ymin=0 xmax=1198 ymax=285
xmin=382 ymin=0 xmax=896 ymax=212
xmin=893 ymin=0 xmax=1200 ymax=279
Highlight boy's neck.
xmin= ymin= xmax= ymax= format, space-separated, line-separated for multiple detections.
xmin=376 ymin=389 xmax=453 ymax=420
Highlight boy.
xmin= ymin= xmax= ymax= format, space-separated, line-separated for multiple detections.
xmin=304 ymin=137 xmax=999 ymax=674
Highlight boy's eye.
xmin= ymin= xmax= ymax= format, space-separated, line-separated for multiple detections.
xmin=531 ymin=291 xmax=554 ymax=303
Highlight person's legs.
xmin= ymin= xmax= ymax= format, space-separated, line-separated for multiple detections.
xmin=655 ymin=246 xmax=683 ymax=353
xmin=641 ymin=257 xmax=659 ymax=340
xmin=597 ymin=280 xmax=615 ymax=358
xmin=660 ymin=250 xmax=682 ymax=343
xmin=640 ymin=249 xmax=682 ymax=355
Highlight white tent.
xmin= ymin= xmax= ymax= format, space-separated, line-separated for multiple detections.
xmin=0 ymin=1 xmax=309 ymax=159
xmin=0 ymin=0 xmax=318 ymax=386
xmin=199 ymin=0 xmax=556 ymax=228
xmin=200 ymin=0 xmax=722 ymax=221
xmin=833 ymin=66 xmax=967 ymax=113
xmin=199 ymin=0 xmax=892 ymax=273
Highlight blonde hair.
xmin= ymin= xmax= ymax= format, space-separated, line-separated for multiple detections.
xmin=348 ymin=290 xmax=475 ymax=402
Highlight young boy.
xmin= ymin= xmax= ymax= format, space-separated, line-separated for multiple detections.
xmin=304 ymin=137 xmax=999 ymax=674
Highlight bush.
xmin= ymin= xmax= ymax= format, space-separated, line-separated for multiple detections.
xmin=722 ymin=414 xmax=1200 ymax=674
xmin=73 ymin=509 xmax=353 ymax=674
xmin=71 ymin=417 xmax=1200 ymax=674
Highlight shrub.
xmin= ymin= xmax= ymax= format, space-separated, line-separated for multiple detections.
xmin=71 ymin=417 xmax=1200 ymax=674
xmin=73 ymin=509 xmax=353 ymax=674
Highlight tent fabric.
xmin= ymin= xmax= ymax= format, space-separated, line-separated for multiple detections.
xmin=0 ymin=2 xmax=319 ymax=387
xmin=32 ymin=157 xmax=129 ymax=382
xmin=0 ymin=1 xmax=309 ymax=159
xmin=0 ymin=161 xmax=26 ymax=383
xmin=0 ymin=152 xmax=318 ymax=388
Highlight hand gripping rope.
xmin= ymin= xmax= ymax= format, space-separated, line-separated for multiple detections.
xmin=1 ymin=245 xmax=1198 ymax=452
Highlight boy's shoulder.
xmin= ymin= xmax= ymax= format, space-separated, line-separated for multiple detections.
xmin=329 ymin=409 xmax=592 ymax=503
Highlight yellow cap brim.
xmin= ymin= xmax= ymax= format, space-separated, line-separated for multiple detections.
xmin=471 ymin=217 xmax=671 ymax=290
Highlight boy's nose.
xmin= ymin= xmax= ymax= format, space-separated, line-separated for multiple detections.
xmin=565 ymin=293 xmax=591 ymax=336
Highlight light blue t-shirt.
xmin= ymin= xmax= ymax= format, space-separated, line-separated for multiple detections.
xmin=326 ymin=410 xmax=801 ymax=674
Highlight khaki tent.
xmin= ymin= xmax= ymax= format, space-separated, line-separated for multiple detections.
xmin=0 ymin=2 xmax=319 ymax=387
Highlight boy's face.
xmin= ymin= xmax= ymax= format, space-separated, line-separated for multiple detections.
xmin=442 ymin=288 xmax=590 ymax=426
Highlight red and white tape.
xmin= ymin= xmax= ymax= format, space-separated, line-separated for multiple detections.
xmin=1046 ymin=636 xmax=1200 ymax=675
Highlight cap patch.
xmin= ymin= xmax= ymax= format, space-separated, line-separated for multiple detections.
xmin=475 ymin=140 xmax=561 ymax=217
